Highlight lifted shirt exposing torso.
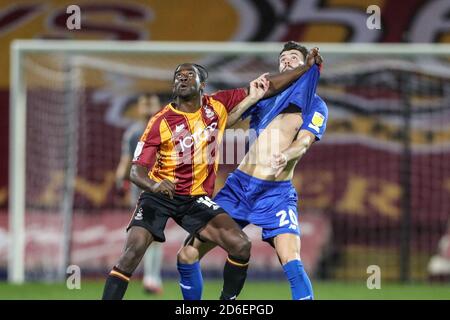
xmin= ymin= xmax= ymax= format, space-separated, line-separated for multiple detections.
xmin=238 ymin=65 xmax=328 ymax=181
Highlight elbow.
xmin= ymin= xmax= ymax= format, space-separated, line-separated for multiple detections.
xmin=298 ymin=142 xmax=311 ymax=158
xmin=291 ymin=142 xmax=310 ymax=160
xmin=129 ymin=163 xmax=150 ymax=183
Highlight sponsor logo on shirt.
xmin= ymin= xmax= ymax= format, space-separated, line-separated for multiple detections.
xmin=178 ymin=122 xmax=218 ymax=152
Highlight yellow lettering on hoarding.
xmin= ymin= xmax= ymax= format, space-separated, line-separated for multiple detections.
xmin=74 ymin=172 xmax=115 ymax=206
xmin=294 ymin=171 xmax=333 ymax=209
xmin=368 ymin=182 xmax=401 ymax=219
xmin=337 ymin=175 xmax=369 ymax=215
xmin=36 ymin=170 xmax=115 ymax=206
xmin=337 ymin=174 xmax=401 ymax=218
xmin=37 ymin=171 xmax=64 ymax=206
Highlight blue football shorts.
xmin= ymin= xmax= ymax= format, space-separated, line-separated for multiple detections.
xmin=214 ymin=169 xmax=300 ymax=242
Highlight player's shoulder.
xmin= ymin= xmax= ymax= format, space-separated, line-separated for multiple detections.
xmin=206 ymin=88 xmax=248 ymax=114
xmin=208 ymin=87 xmax=244 ymax=96
xmin=204 ymin=90 xmax=223 ymax=105
xmin=208 ymin=88 xmax=247 ymax=101
xmin=155 ymin=104 xmax=172 ymax=118
xmin=153 ymin=105 xmax=173 ymax=121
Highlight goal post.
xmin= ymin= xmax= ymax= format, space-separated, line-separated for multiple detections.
xmin=9 ymin=42 xmax=26 ymax=284
xmin=9 ymin=40 xmax=450 ymax=284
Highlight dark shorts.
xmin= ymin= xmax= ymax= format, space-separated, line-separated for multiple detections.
xmin=126 ymin=192 xmax=226 ymax=242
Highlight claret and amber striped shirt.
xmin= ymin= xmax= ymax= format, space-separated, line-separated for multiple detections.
xmin=132 ymin=88 xmax=247 ymax=197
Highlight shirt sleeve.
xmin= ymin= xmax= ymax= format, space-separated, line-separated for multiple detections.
xmin=210 ymin=88 xmax=247 ymax=113
xmin=300 ymin=95 xmax=328 ymax=141
xmin=132 ymin=117 xmax=162 ymax=169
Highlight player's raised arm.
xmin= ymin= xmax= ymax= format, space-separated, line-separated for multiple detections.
xmin=227 ymin=73 xmax=270 ymax=127
xmin=263 ymin=47 xmax=322 ymax=99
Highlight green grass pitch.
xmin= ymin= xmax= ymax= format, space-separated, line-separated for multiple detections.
xmin=1 ymin=280 xmax=450 ymax=300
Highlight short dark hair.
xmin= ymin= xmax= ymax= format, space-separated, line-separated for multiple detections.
xmin=279 ymin=41 xmax=308 ymax=60
xmin=174 ymin=63 xmax=208 ymax=82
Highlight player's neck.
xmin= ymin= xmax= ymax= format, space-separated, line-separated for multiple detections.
xmin=173 ymin=95 xmax=202 ymax=113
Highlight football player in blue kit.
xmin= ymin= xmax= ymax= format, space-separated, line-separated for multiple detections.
xmin=177 ymin=41 xmax=327 ymax=300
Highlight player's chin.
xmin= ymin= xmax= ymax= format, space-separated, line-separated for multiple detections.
xmin=176 ymin=89 xmax=194 ymax=99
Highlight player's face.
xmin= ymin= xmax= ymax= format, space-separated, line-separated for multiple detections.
xmin=173 ymin=64 xmax=203 ymax=98
xmin=138 ymin=95 xmax=161 ymax=118
xmin=279 ymin=50 xmax=305 ymax=73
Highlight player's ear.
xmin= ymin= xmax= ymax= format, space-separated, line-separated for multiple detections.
xmin=200 ymin=81 xmax=206 ymax=91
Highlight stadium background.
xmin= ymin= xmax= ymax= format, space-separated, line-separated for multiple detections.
xmin=1 ymin=0 xmax=450 ymax=299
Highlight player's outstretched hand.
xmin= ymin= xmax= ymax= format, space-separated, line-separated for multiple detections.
xmin=151 ymin=179 xmax=177 ymax=199
xmin=270 ymin=152 xmax=288 ymax=178
xmin=249 ymin=73 xmax=270 ymax=101
xmin=306 ymin=47 xmax=322 ymax=67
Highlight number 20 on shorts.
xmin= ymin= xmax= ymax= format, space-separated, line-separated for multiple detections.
xmin=276 ymin=209 xmax=298 ymax=230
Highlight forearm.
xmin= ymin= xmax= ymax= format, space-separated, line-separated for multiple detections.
xmin=282 ymin=141 xmax=309 ymax=163
xmin=227 ymin=95 xmax=259 ymax=127
xmin=129 ymin=164 xmax=157 ymax=192
xmin=282 ymin=133 xmax=315 ymax=162
xmin=264 ymin=64 xmax=310 ymax=98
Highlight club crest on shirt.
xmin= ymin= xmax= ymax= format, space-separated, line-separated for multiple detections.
xmin=175 ymin=123 xmax=185 ymax=132
xmin=204 ymin=106 xmax=215 ymax=119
